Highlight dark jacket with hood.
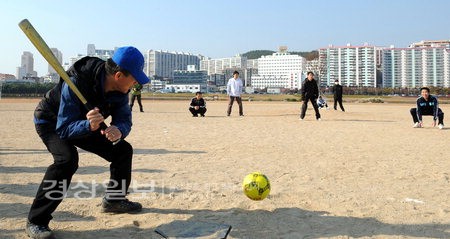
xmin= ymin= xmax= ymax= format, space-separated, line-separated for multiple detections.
xmin=301 ymin=78 xmax=319 ymax=101
xmin=332 ymin=84 xmax=343 ymax=99
xmin=34 ymin=57 xmax=131 ymax=139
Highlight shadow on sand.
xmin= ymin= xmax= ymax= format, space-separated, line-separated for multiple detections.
xmin=1 ymin=205 xmax=448 ymax=239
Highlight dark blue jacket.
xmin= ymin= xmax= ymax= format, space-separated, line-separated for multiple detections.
xmin=416 ymin=95 xmax=439 ymax=121
xmin=34 ymin=57 xmax=132 ymax=139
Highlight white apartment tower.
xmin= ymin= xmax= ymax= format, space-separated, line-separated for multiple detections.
xmin=319 ymin=44 xmax=377 ymax=87
xmin=199 ymin=55 xmax=247 ymax=75
xmin=251 ymin=51 xmax=306 ymax=89
xmin=382 ymin=46 xmax=450 ymax=88
xmin=145 ymin=50 xmax=202 ymax=79
xmin=258 ymin=52 xmax=305 ymax=76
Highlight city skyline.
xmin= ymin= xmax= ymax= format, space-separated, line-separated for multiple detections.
xmin=1 ymin=0 xmax=450 ymax=76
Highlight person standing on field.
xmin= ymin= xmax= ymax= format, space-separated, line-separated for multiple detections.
xmin=300 ymin=72 xmax=321 ymax=120
xmin=332 ymin=79 xmax=345 ymax=112
xmin=130 ymin=83 xmax=144 ymax=112
xmin=226 ymin=71 xmax=244 ymax=117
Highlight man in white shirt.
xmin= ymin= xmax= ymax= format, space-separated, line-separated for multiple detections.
xmin=226 ymin=71 xmax=244 ymax=116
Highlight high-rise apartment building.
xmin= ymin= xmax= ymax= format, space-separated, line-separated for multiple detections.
xmin=21 ymin=51 xmax=34 ymax=74
xmin=251 ymin=50 xmax=306 ymax=90
xmin=382 ymin=46 xmax=450 ymax=88
xmin=247 ymin=59 xmax=258 ymax=69
xmin=258 ymin=52 xmax=305 ymax=76
xmin=200 ymin=55 xmax=247 ymax=75
xmin=17 ymin=51 xmax=37 ymax=79
xmin=319 ymin=44 xmax=377 ymax=87
xmin=145 ymin=50 xmax=202 ymax=80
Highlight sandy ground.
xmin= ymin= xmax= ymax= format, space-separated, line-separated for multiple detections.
xmin=0 ymin=98 xmax=449 ymax=239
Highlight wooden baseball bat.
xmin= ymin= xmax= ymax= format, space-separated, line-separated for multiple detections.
xmin=19 ymin=19 xmax=120 ymax=144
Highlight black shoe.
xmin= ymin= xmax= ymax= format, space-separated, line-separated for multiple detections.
xmin=200 ymin=114 xmax=205 ymax=117
xmin=26 ymin=221 xmax=55 ymax=239
xmin=101 ymin=198 xmax=142 ymax=213
xmin=192 ymin=114 xmax=198 ymax=117
xmin=140 ymin=110 xmax=144 ymax=112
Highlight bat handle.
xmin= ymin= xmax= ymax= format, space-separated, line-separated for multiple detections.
xmin=112 ymin=139 xmax=121 ymax=145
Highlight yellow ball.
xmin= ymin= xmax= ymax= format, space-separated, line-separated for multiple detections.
xmin=242 ymin=172 xmax=270 ymax=200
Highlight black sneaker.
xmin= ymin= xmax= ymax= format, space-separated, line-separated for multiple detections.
xmin=101 ymin=198 xmax=142 ymax=213
xmin=25 ymin=221 xmax=55 ymax=239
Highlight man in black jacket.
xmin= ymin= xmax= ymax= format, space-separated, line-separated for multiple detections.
xmin=300 ymin=72 xmax=321 ymax=120
xmin=189 ymin=91 xmax=207 ymax=117
xmin=332 ymin=79 xmax=345 ymax=111
xmin=410 ymin=87 xmax=444 ymax=129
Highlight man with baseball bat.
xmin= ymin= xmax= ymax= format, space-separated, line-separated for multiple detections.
xmin=25 ymin=46 xmax=149 ymax=238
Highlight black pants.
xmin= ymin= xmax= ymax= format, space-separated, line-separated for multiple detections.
xmin=334 ymin=97 xmax=345 ymax=111
xmin=227 ymin=96 xmax=243 ymax=116
xmin=28 ymin=123 xmax=133 ymax=226
xmin=130 ymin=94 xmax=143 ymax=112
xmin=300 ymin=97 xmax=321 ymax=119
xmin=189 ymin=107 xmax=207 ymax=116
xmin=410 ymin=108 xmax=444 ymax=124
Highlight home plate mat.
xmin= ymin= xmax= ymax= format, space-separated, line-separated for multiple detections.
xmin=155 ymin=220 xmax=232 ymax=239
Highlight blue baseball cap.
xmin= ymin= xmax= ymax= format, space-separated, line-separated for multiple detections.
xmin=112 ymin=46 xmax=150 ymax=85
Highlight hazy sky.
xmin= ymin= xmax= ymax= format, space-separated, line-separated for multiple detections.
xmin=1 ymin=0 xmax=449 ymax=76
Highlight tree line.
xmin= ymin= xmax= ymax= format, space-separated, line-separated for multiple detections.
xmin=1 ymin=82 xmax=56 ymax=97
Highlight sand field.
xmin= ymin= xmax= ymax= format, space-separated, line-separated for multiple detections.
xmin=0 ymin=98 xmax=449 ymax=238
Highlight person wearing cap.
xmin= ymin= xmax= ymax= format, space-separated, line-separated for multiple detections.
xmin=410 ymin=87 xmax=444 ymax=129
xmin=226 ymin=71 xmax=244 ymax=116
xmin=332 ymin=79 xmax=345 ymax=112
xmin=189 ymin=91 xmax=207 ymax=117
xmin=26 ymin=46 xmax=149 ymax=239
